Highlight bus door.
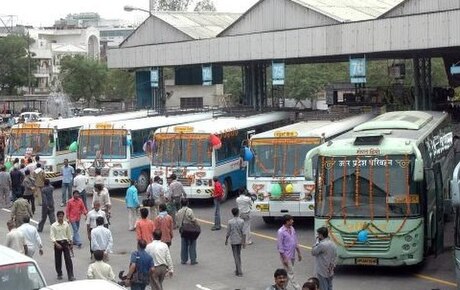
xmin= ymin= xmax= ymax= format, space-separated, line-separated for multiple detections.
xmin=433 ymin=162 xmax=445 ymax=256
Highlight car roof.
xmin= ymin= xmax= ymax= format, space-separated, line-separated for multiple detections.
xmin=0 ymin=245 xmax=38 ymax=265
xmin=41 ymin=279 xmax=125 ymax=289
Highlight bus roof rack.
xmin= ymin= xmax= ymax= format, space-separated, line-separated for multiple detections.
xmin=354 ymin=111 xmax=433 ymax=131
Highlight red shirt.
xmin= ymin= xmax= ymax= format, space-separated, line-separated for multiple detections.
xmin=136 ymin=218 xmax=155 ymax=244
xmin=153 ymin=214 xmax=173 ymax=243
xmin=213 ymin=181 xmax=223 ymax=200
xmin=65 ymin=198 xmax=87 ymax=222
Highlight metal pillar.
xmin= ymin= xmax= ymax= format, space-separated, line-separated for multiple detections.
xmin=242 ymin=62 xmax=268 ymax=111
xmin=413 ymin=57 xmax=432 ymax=110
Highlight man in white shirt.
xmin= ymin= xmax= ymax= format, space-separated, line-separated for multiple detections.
xmin=236 ymin=189 xmax=254 ymax=245
xmin=18 ymin=216 xmax=43 ymax=257
xmin=87 ymin=250 xmax=115 ymax=281
xmin=73 ymin=169 xmax=89 ymax=210
xmin=92 ymin=184 xmax=112 ymax=225
xmin=5 ymin=220 xmax=27 ymax=255
xmin=146 ymin=229 xmax=174 ymax=290
xmin=91 ymin=216 xmax=113 ymax=260
xmin=86 ymin=201 xmax=108 ymax=258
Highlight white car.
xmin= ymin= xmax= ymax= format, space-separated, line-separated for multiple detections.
xmin=14 ymin=112 xmax=53 ymax=123
xmin=40 ymin=279 xmax=125 ymax=290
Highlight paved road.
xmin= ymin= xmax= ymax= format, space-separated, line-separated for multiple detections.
xmin=0 ymin=188 xmax=457 ymax=290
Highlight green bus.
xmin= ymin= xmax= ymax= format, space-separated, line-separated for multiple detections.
xmin=305 ymin=111 xmax=454 ymax=266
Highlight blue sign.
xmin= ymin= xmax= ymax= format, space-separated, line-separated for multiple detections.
xmin=150 ymin=68 xmax=159 ymax=88
xmin=451 ymin=65 xmax=460 ymax=75
xmin=202 ymin=65 xmax=213 ymax=86
xmin=349 ymin=57 xmax=366 ymax=83
xmin=272 ymin=62 xmax=285 ymax=86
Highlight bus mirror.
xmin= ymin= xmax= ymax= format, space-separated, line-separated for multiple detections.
xmin=413 ymin=158 xmax=424 ymax=181
xmin=304 ymin=147 xmax=320 ymax=180
xmin=452 ymin=162 xmax=460 ymax=207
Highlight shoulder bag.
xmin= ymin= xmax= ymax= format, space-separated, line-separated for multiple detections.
xmin=179 ymin=208 xmax=201 ymax=240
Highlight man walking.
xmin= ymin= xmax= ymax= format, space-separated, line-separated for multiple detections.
xmin=60 ymin=159 xmax=74 ymax=207
xmin=225 ymin=207 xmax=245 ymax=277
xmin=92 ymin=184 xmax=112 ymax=225
xmin=277 ymin=214 xmax=302 ymax=290
xmin=11 ymin=192 xmax=33 ymax=227
xmin=38 ymin=179 xmax=56 ymax=232
xmin=66 ymin=190 xmax=87 ymax=248
xmin=50 ymin=210 xmax=75 ymax=281
xmin=311 ymin=226 xmax=337 ymax=290
xmin=86 ymin=201 xmax=108 ymax=258
xmin=10 ymin=166 xmax=24 ymax=201
xmin=91 ymin=216 xmax=113 ymax=260
xmin=34 ymin=163 xmax=45 ymax=206
xmin=5 ymin=220 xmax=28 ymax=255
xmin=176 ymin=198 xmax=198 ymax=265
xmin=153 ymin=203 xmax=173 ymax=247
xmin=125 ymin=179 xmax=140 ymax=231
xmin=22 ymin=169 xmax=36 ymax=214
xmin=136 ymin=208 xmax=154 ymax=244
xmin=146 ymin=176 xmax=164 ymax=219
xmin=211 ymin=176 xmax=223 ymax=231
xmin=73 ymin=169 xmax=89 ymax=210
xmin=125 ymin=240 xmax=154 ymax=290
xmin=0 ymin=165 xmax=12 ymax=207
xmin=266 ymin=268 xmax=289 ymax=290
xmin=146 ymin=229 xmax=174 ymax=290
xmin=167 ymin=173 xmax=186 ymax=228
xmin=18 ymin=216 xmax=43 ymax=257
xmin=87 ymin=250 xmax=115 ymax=281
xmin=236 ymin=188 xmax=253 ymax=245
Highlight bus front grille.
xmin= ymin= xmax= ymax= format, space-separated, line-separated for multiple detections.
xmin=340 ymin=233 xmax=391 ymax=252
xmin=269 ymin=193 xmax=301 ymax=201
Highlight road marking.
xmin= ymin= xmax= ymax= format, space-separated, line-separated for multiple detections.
xmin=112 ymin=197 xmax=457 ymax=287
xmin=1 ymin=208 xmax=39 ymax=224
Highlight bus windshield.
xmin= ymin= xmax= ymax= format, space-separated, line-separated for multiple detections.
xmin=7 ymin=129 xmax=53 ymax=156
xmin=78 ymin=129 xmax=127 ymax=159
xmin=249 ymin=139 xmax=319 ymax=177
xmin=0 ymin=262 xmax=46 ymax=290
xmin=153 ymin=133 xmax=211 ymax=167
xmin=316 ymin=155 xmax=420 ymax=218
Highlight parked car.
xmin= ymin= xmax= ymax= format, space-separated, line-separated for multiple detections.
xmin=40 ymin=280 xmax=125 ymax=290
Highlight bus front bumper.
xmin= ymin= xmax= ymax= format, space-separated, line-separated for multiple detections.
xmin=252 ymin=201 xmax=315 ymax=217
xmin=337 ymin=254 xmax=423 ymax=266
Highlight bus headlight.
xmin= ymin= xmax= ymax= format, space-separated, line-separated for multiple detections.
xmin=402 ymin=244 xmax=410 ymax=251
xmin=113 ymin=171 xmax=119 ymax=176
xmin=404 ymin=235 xmax=413 ymax=242
xmin=196 ymin=180 xmax=202 ymax=186
xmin=44 ymin=165 xmax=53 ymax=172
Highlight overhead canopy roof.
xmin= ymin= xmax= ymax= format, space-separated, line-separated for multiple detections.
xmin=152 ymin=11 xmax=241 ymax=39
xmin=291 ymin=0 xmax=406 ymax=22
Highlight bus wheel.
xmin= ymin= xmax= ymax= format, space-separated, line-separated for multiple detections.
xmin=263 ymin=217 xmax=275 ymax=224
xmin=221 ymin=179 xmax=231 ymax=202
xmin=136 ymin=172 xmax=149 ymax=193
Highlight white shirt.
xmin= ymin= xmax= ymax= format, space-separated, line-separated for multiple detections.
xmin=91 ymin=225 xmax=113 ymax=253
xmin=146 ymin=240 xmax=174 ymax=272
xmin=73 ymin=174 xmax=88 ymax=193
xmin=87 ymin=260 xmax=115 ymax=281
xmin=92 ymin=188 xmax=111 ymax=208
xmin=86 ymin=209 xmax=108 ymax=229
xmin=236 ymin=194 xmax=253 ymax=214
xmin=5 ymin=228 xmax=26 ymax=254
xmin=17 ymin=223 xmax=42 ymax=252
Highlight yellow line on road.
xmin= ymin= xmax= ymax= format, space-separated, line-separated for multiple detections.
xmin=112 ymin=197 xmax=456 ymax=287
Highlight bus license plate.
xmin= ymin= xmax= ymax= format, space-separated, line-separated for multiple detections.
xmin=356 ymin=258 xmax=378 ymax=265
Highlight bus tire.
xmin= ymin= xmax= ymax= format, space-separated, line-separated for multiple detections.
xmin=136 ymin=171 xmax=149 ymax=193
xmin=221 ymin=179 xmax=231 ymax=202
xmin=263 ymin=217 xmax=275 ymax=224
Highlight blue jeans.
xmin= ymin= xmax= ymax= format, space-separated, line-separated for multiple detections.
xmin=181 ymin=238 xmax=197 ymax=264
xmin=61 ymin=182 xmax=72 ymax=204
xmin=70 ymin=221 xmax=82 ymax=246
xmin=213 ymin=198 xmax=221 ymax=228
xmin=318 ymin=274 xmax=333 ymax=290
xmin=130 ymin=282 xmax=147 ymax=290
xmin=80 ymin=190 xmax=88 ymax=210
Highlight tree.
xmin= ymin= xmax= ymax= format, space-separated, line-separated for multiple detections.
xmin=194 ymin=0 xmax=216 ymax=11
xmin=59 ymin=55 xmax=107 ymax=105
xmin=157 ymin=0 xmax=194 ymax=11
xmin=105 ymin=69 xmax=135 ymax=101
xmin=0 ymin=35 xmax=30 ymax=95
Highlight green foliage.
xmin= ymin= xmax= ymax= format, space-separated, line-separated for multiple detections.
xmin=223 ymin=66 xmax=242 ymax=101
xmin=194 ymin=0 xmax=216 ymax=11
xmin=59 ymin=55 xmax=107 ymax=104
xmin=105 ymin=69 xmax=135 ymax=101
xmin=0 ymin=35 xmax=30 ymax=95
xmin=157 ymin=0 xmax=193 ymax=11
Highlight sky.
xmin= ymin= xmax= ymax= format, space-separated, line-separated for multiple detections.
xmin=1 ymin=0 xmax=259 ymax=27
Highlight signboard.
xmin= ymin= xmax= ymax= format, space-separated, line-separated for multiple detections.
xmin=349 ymin=57 xmax=367 ymax=83
xmin=202 ymin=65 xmax=213 ymax=86
xmin=272 ymin=62 xmax=285 ymax=85
xmin=150 ymin=68 xmax=159 ymax=88
xmin=451 ymin=65 xmax=460 ymax=75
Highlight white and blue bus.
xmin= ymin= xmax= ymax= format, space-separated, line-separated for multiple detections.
xmin=249 ymin=114 xmax=374 ymax=223
xmin=5 ymin=111 xmax=150 ymax=182
xmin=151 ymin=111 xmax=291 ymax=200
xmin=76 ymin=112 xmax=215 ymax=192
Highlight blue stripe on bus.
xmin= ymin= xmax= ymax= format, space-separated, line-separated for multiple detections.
xmin=131 ymin=165 xmax=150 ymax=180
xmin=219 ymin=168 xmax=246 ymax=191
xmin=216 ymin=157 xmax=240 ymax=165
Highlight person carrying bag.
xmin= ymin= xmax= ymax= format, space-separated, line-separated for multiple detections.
xmin=179 ymin=208 xmax=201 ymax=240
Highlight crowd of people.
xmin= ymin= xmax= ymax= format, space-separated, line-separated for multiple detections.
xmin=3 ymin=157 xmax=338 ymax=290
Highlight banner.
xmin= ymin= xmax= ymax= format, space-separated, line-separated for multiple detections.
xmin=349 ymin=57 xmax=366 ymax=83
xmin=150 ymin=68 xmax=159 ymax=88
xmin=202 ymin=65 xmax=213 ymax=86
xmin=272 ymin=62 xmax=285 ymax=86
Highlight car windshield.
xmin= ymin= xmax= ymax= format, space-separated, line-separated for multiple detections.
xmin=7 ymin=129 xmax=54 ymax=156
xmin=316 ymin=155 xmax=420 ymax=218
xmin=78 ymin=129 xmax=127 ymax=159
xmin=153 ymin=133 xmax=211 ymax=167
xmin=0 ymin=262 xmax=46 ymax=290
